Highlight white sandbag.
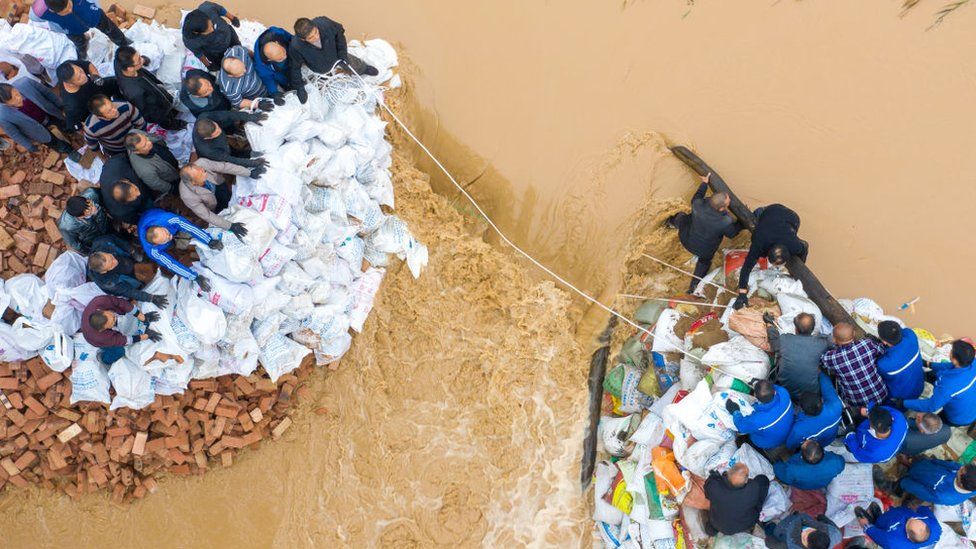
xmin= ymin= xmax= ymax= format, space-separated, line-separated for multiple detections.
xmin=775 ymin=293 xmax=824 ymax=335
xmin=729 ymin=444 xmax=774 ymax=480
xmin=258 ymin=240 xmax=297 ymax=277
xmin=680 ymin=439 xmax=736 ymax=478
xmin=629 ymin=412 xmax=666 ymax=447
xmin=825 ymin=463 xmax=876 ymax=527
xmin=151 ymin=360 xmax=194 ymax=396
xmin=40 ymin=331 xmax=73 ymax=373
xmin=760 ymin=481 xmax=790 ymax=522
xmin=593 ymin=461 xmax=626 ymax=525
xmin=754 ymin=271 xmax=807 ymax=298
xmin=315 ymin=331 xmax=352 ymax=363
xmin=234 ymin=194 xmax=292 ymax=233
xmin=0 ymin=22 xmax=75 ymax=78
xmin=43 ymin=251 xmax=87 ymax=291
xmin=258 ymin=333 xmax=310 ymax=382
xmin=7 ymin=273 xmax=49 ymax=320
xmin=218 ymin=336 xmax=260 ymax=376
xmin=282 ymin=294 xmax=315 ymax=321
xmin=650 ymin=309 xmax=685 ymax=354
xmin=10 ymin=316 xmax=54 ymax=352
xmin=713 ymin=533 xmax=767 ymax=549
xmin=69 ymin=334 xmax=111 ymax=405
xmin=196 ymin=231 xmax=262 ymax=283
xmin=278 ymin=262 xmax=316 ymax=295
xmin=600 ymin=414 xmax=640 ymax=457
xmin=348 ymin=267 xmax=385 ymax=332
xmin=64 ymin=149 xmax=104 ymax=184
xmin=0 ymin=322 xmax=36 ymax=362
xmin=851 ymin=297 xmax=885 ymax=324
xmin=175 ymin=277 xmax=226 ymax=344
xmin=192 ymin=264 xmax=255 ymax=315
xmin=700 ymin=336 xmax=770 ymax=381
xmin=108 ymin=358 xmax=156 ymax=410
xmin=937 ymin=525 xmax=974 ymax=549
xmin=366 ymin=215 xmax=429 ymax=278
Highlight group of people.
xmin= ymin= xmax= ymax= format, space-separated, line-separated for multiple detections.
xmin=668 ymin=174 xmax=976 ymax=548
xmin=0 ymin=1 xmax=376 ymax=367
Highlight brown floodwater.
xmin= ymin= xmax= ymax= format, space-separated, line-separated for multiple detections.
xmin=1 ymin=1 xmax=975 ymax=547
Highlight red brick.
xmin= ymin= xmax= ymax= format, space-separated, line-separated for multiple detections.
xmin=36 ymin=372 xmax=63 ymax=391
xmin=132 ymin=432 xmax=148 ymax=456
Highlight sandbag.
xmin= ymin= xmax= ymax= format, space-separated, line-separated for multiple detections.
xmin=40 ymin=331 xmax=73 ymax=373
xmin=69 ymin=335 xmax=111 ymax=405
xmin=651 ymin=309 xmax=685 ymax=354
xmin=196 ymin=231 xmax=261 ymax=283
xmin=175 ymin=277 xmax=226 ymax=344
xmin=776 ymin=293 xmax=824 ymax=335
xmin=700 ymin=336 xmax=770 ymax=382
xmin=348 ymin=267 xmax=385 ymax=332
xmin=825 ymin=463 xmax=876 ymax=528
xmin=601 ymin=414 xmax=641 ymax=457
xmin=108 ymin=358 xmax=156 ymax=410
xmin=727 ymin=308 xmax=771 ymax=352
xmin=258 ymin=333 xmax=311 ymax=382
xmin=729 ymin=444 xmax=774 ymax=479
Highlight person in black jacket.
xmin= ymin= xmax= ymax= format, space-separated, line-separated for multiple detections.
xmin=114 ymin=46 xmax=184 ymax=130
xmin=703 ymin=463 xmax=769 ymax=535
xmin=666 ymin=172 xmax=742 ymax=293
xmin=98 ymin=154 xmax=153 ymax=228
xmin=87 ymin=234 xmax=168 ymax=306
xmin=287 ymin=16 xmax=378 ymax=103
xmin=181 ymin=1 xmax=241 ymax=71
xmin=179 ymin=69 xmax=230 ymax=118
xmin=733 ymin=203 xmax=809 ymax=309
xmin=55 ymin=60 xmax=119 ymax=130
xmin=192 ymin=117 xmax=267 ymax=170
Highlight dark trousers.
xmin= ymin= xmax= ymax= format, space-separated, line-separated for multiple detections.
xmin=46 ymin=135 xmax=72 ymax=154
xmin=674 ymin=212 xmax=716 ymax=293
xmin=214 ymin=181 xmax=232 ymax=212
xmin=67 ymin=12 xmax=129 ymax=61
xmin=99 ymin=346 xmax=125 ymax=365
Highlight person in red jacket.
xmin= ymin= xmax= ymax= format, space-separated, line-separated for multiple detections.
xmin=81 ymin=295 xmax=161 ymax=365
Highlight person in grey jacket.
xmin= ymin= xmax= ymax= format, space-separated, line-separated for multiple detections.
xmin=765 ymin=312 xmax=831 ymax=400
xmin=765 ymin=512 xmax=840 ymax=549
xmin=124 ymin=130 xmax=179 ymax=196
xmin=57 ymin=188 xmax=110 ymax=254
xmin=178 ymin=159 xmax=256 ymax=236
xmin=0 ymin=79 xmax=75 ymax=156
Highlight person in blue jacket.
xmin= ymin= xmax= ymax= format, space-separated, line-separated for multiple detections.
xmin=900 ymin=459 xmax=976 ymax=505
xmin=877 ymin=321 xmax=925 ymax=401
xmin=138 ymin=208 xmax=222 ymax=292
xmin=785 ymin=373 xmax=843 ymax=450
xmin=904 ymin=340 xmax=976 ymax=426
xmin=30 ymin=0 xmax=131 ymax=61
xmin=726 ymin=380 xmax=793 ymax=449
xmin=773 ymin=440 xmax=845 ymax=490
xmin=857 ymin=505 xmax=941 ymax=549
xmin=254 ymin=26 xmax=294 ymax=103
xmin=844 ymin=404 xmax=907 ymax=463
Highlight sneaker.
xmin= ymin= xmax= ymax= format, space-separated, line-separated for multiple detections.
xmin=363 ymin=65 xmax=379 ymax=77
xmin=67 ymin=151 xmax=82 ymax=163
xmin=854 ymin=507 xmax=871 ymax=523
xmin=867 ymin=502 xmax=882 ymax=522
xmin=664 ymin=214 xmax=678 ymax=230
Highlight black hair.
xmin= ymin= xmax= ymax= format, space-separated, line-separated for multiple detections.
xmin=88 ymin=253 xmax=110 ymax=273
xmin=47 ymin=0 xmax=69 ymax=11
xmin=186 ymin=74 xmax=207 ymax=95
xmin=801 ymin=440 xmax=824 ymax=465
xmin=869 ymin=407 xmax=893 ymax=434
xmin=878 ymin=320 xmax=903 ymax=346
xmin=65 ymin=196 xmax=89 ymax=217
xmin=194 ymin=118 xmax=218 ymax=138
xmin=794 ymin=313 xmax=815 ymax=335
xmin=89 ymin=311 xmax=109 ymax=331
xmin=960 ymin=464 xmax=976 ymax=491
xmin=952 ymin=340 xmax=975 ymax=366
xmin=768 ymin=244 xmax=791 ymax=265
xmin=0 ymin=84 xmax=13 ymax=103
xmin=55 ymin=61 xmax=78 ymax=84
xmin=115 ymin=46 xmax=139 ymax=71
xmin=294 ymin=18 xmax=315 ymax=38
xmin=807 ymin=531 xmax=830 ymax=549
xmin=798 ymin=391 xmax=823 ymax=416
xmin=754 ymin=380 xmax=775 ymax=404
xmin=183 ymin=10 xmax=210 ymax=34
xmin=87 ymin=94 xmax=110 ymax=116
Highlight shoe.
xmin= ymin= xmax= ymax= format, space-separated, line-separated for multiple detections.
xmin=854 ymin=507 xmax=871 ymax=523
xmin=67 ymin=151 xmax=82 ymax=163
xmin=664 ymin=214 xmax=678 ymax=230
xmin=867 ymin=502 xmax=882 ymax=522
xmin=363 ymin=65 xmax=379 ymax=77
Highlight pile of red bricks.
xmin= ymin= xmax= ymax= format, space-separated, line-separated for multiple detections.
xmin=0 ymin=147 xmax=316 ymax=503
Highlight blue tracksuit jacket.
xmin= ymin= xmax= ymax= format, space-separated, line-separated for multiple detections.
xmin=137 ymin=209 xmax=213 ymax=281
xmin=901 ymin=459 xmax=974 ymax=505
xmin=904 ymin=362 xmax=976 ymax=426
xmin=30 ymin=0 xmax=103 ymax=35
xmin=772 ymin=451 xmax=845 ymax=490
xmin=733 ymin=384 xmax=793 ymax=449
xmin=877 ymin=329 xmax=925 ymax=400
xmin=254 ymin=27 xmax=292 ymax=95
xmin=866 ymin=506 xmax=941 ymax=549
xmin=844 ymin=404 xmax=908 ymax=463
xmin=786 ymin=373 xmax=843 ymax=450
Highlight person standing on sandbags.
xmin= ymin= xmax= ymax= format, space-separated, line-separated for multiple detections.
xmin=702 ymin=463 xmax=769 ymax=536
xmin=81 ymin=295 xmax=161 ymax=365
xmin=254 ymin=27 xmax=295 ymax=105
xmin=179 ymin=70 xmax=232 ymax=119
xmin=138 ymin=208 xmax=223 ymax=293
xmin=124 ymin=130 xmax=180 ymax=197
xmin=114 ymin=47 xmax=185 ymax=131
xmin=732 ymin=203 xmax=809 ymax=310
xmin=55 ymin=60 xmax=120 ymax=131
xmin=765 ymin=312 xmax=830 ymax=399
xmin=30 ymin=0 xmax=131 ymax=62
xmin=903 ymin=340 xmax=976 ymax=427
xmin=855 ymin=505 xmax=941 ymax=549
xmin=57 ymin=188 xmax=110 ymax=255
xmin=772 ymin=440 xmax=845 ymax=491
xmin=181 ymin=1 xmax=241 ymax=72
xmin=725 ymin=379 xmax=794 ymax=450
xmin=844 ymin=404 xmax=907 ymax=463
xmin=217 ymin=46 xmax=268 ymax=111
xmin=784 ymin=373 xmax=843 ymax=450
xmin=875 ymin=320 xmax=926 ymax=402
xmin=665 ymin=172 xmax=743 ymax=294
xmin=178 ymin=160 xmax=256 ymax=235
xmin=898 ymin=458 xmax=976 ymax=505
xmin=0 ymin=80 xmax=77 ymax=159
xmin=82 ymin=95 xmax=146 ymax=157
xmin=821 ymin=322 xmax=888 ymax=408
xmin=288 ymin=16 xmax=379 ymax=104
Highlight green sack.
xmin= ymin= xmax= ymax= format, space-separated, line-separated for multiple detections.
xmin=618 ymin=336 xmax=646 ymax=368
xmin=730 ymin=378 xmax=752 ymax=394
xmin=644 ymin=472 xmax=665 ymax=520
xmin=603 ymin=364 xmax=626 ymax=398
xmin=960 ymin=440 xmax=976 ymax=465
xmin=635 ymin=300 xmax=666 ymax=326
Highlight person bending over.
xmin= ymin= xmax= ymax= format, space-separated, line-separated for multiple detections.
xmin=765 ymin=512 xmax=840 ymax=549
xmin=844 ymin=404 xmax=907 ymax=463
xmin=876 ymin=320 xmax=925 ymax=401
xmin=124 ymin=130 xmax=179 ymax=196
xmin=255 ymin=26 xmax=295 ymax=104
xmin=55 ymin=60 xmax=119 ymax=130
xmin=900 ymin=459 xmax=976 ymax=506
xmin=856 ymin=505 xmax=941 ymax=549
xmin=821 ymin=322 xmax=888 ymax=408
xmin=81 ymin=295 xmax=160 ymax=365
xmin=703 ymin=463 xmax=769 ymax=535
xmin=766 ymin=312 xmax=830 ymax=399
xmin=138 ymin=208 xmax=222 ymax=292
xmin=87 ymin=234 xmax=168 ymax=307
xmin=733 ymin=203 xmax=808 ymax=309
xmin=904 ymin=340 xmax=976 ymax=427
xmin=0 ymin=80 xmax=75 ymax=157
xmin=181 ymin=1 xmax=241 ymax=71
xmin=57 ymin=188 xmax=109 ymax=254
xmin=901 ymin=413 xmax=951 ymax=457
xmin=192 ymin=117 xmax=267 ymax=170
xmin=773 ymin=440 xmax=845 ymax=491
xmin=287 ymin=16 xmax=378 ymax=103
xmin=30 ymin=0 xmax=130 ymax=62
xmin=727 ymin=380 xmax=793 ymax=450
xmin=178 ymin=160 xmax=255 ymax=234
xmin=114 ymin=46 xmax=184 ymax=130
xmin=82 ymin=94 xmax=146 ymax=156
xmin=218 ymin=46 xmax=268 ymax=110
xmin=785 ymin=373 xmax=843 ymax=450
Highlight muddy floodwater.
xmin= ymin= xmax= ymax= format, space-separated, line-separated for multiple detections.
xmin=1 ymin=0 xmax=975 ymax=547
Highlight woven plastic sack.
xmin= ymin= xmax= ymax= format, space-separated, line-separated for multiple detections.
xmin=728 ymin=308 xmax=771 ymax=352
xmin=651 ymin=309 xmax=685 ymax=354
xmin=108 ymin=358 xmax=156 ymax=410
xmin=40 ymin=331 xmax=73 ymax=373
xmin=69 ymin=334 xmax=111 ymax=405
xmin=258 ymin=333 xmax=311 ymax=382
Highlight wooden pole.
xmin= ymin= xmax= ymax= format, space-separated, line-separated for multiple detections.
xmin=670 ymin=145 xmax=862 ymax=336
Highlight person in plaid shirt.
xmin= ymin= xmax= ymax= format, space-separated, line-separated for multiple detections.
xmin=821 ymin=322 xmax=888 ymax=407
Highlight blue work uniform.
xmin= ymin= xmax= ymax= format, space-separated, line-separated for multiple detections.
xmin=876 ymin=328 xmax=925 ymax=400
xmin=865 ymin=506 xmax=941 ymax=549
xmin=786 ymin=373 xmax=843 ymax=450
xmin=844 ymin=404 xmax=908 ymax=463
xmin=904 ymin=362 xmax=976 ymax=426
xmin=772 ymin=451 xmax=845 ymax=490
xmin=900 ymin=459 xmax=975 ymax=506
xmin=137 ymin=208 xmax=213 ymax=281
xmin=733 ymin=385 xmax=794 ymax=449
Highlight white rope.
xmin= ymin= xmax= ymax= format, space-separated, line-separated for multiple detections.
xmin=640 ymin=253 xmax=734 ymax=295
xmin=336 ymin=62 xmax=711 ymax=364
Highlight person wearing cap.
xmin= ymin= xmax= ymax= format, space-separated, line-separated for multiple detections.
xmin=181 ymin=1 xmax=241 ymax=71
xmin=732 ymin=203 xmax=808 ymax=309
xmin=904 ymin=340 xmax=976 ymax=426
xmin=727 ymin=380 xmax=794 ymax=450
xmin=785 ymin=373 xmax=843 ymax=450
xmin=138 ymin=208 xmax=222 ymax=292
xmin=900 ymin=459 xmax=976 ymax=505
xmin=845 ymin=404 xmax=908 ymax=463
xmin=773 ymin=440 xmax=846 ymax=490
xmin=703 ymin=463 xmax=769 ymax=535
xmin=857 ymin=505 xmax=941 ymax=549
xmin=81 ymin=294 xmax=161 ymax=365
xmin=766 ymin=312 xmax=831 ymax=400
xmin=876 ymin=320 xmax=925 ymax=401
xmin=821 ymin=322 xmax=888 ymax=408
xmin=57 ymin=188 xmax=110 ymax=254
xmin=664 ymin=172 xmax=742 ymax=294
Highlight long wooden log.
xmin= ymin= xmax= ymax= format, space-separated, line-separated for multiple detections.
xmin=670 ymin=146 xmax=861 ymax=336
xmin=580 ymin=316 xmax=617 ymax=493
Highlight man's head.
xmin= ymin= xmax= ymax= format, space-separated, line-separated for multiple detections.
xmin=262 ymin=41 xmax=287 ymax=63
xmin=951 ymin=340 xmax=976 ymax=367
xmin=0 ymin=84 xmax=20 ymax=106
xmin=88 ymin=95 xmax=118 ymax=120
xmin=179 ymin=164 xmax=207 ymax=187
xmin=958 ymin=464 xmax=976 ymax=491
xmin=87 ymin=252 xmax=118 ymax=274
xmin=904 ymin=518 xmax=931 ymax=544
xmin=294 ymin=18 xmax=319 ymax=42
xmin=753 ymin=380 xmax=775 ymax=404
xmin=221 ymin=56 xmax=246 ymax=78
xmin=124 ymin=132 xmax=154 ymax=155
xmin=768 ymin=243 xmax=791 ymax=266
xmin=111 ymin=179 xmax=141 ymax=204
xmin=798 ymin=391 xmax=823 ymax=416
xmin=46 ymin=0 xmax=72 ymax=15
xmin=146 ymin=226 xmax=173 ymax=245
xmin=89 ymin=310 xmax=116 ymax=331
xmin=194 ymin=119 xmax=221 ymax=140
xmin=800 ymin=439 xmax=824 ymax=465
xmin=869 ymin=406 xmax=893 ymax=436
xmin=832 ymin=322 xmax=855 ymax=345
xmin=803 ymin=530 xmax=831 ymax=549
xmin=794 ymin=312 xmax=816 ymax=336
xmin=916 ymin=412 xmax=943 ymax=435
xmin=707 ymin=192 xmax=731 ymax=213
xmin=186 ymin=74 xmax=213 ymax=98
xmin=115 ymin=46 xmax=144 ymax=74
xmin=184 ymin=10 xmax=214 ymax=35
xmin=0 ymin=61 xmax=19 ymax=80
xmin=56 ymin=62 xmax=87 ymax=88
xmin=65 ymin=195 xmax=96 ymax=219
xmin=726 ymin=462 xmax=749 ymax=487
xmin=878 ymin=320 xmax=903 ymax=347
